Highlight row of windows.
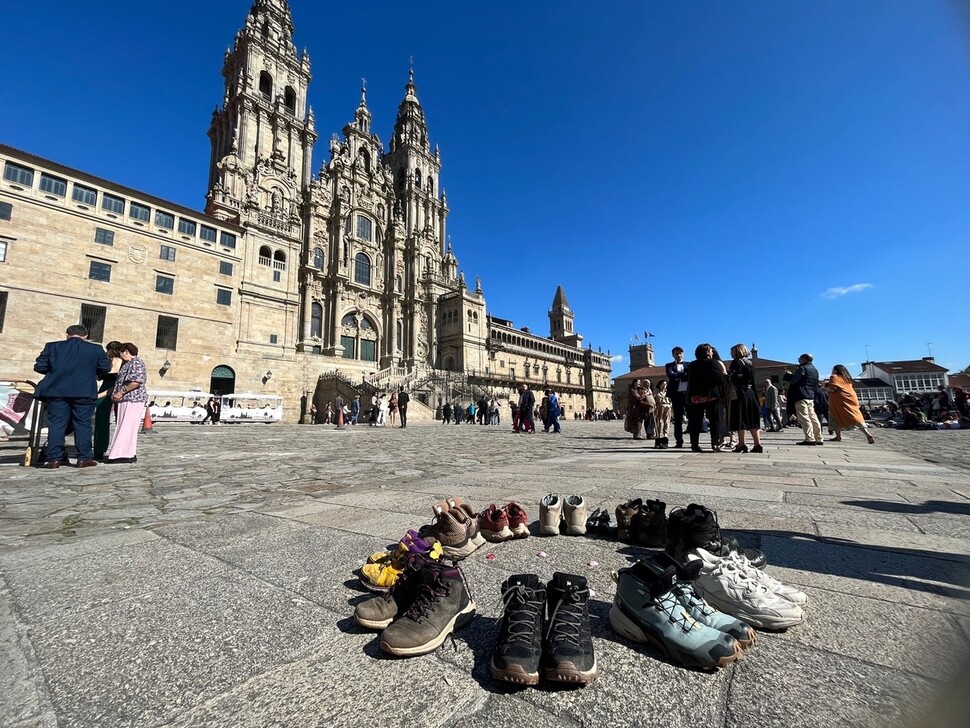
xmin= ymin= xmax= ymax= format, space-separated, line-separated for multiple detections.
xmin=893 ymin=375 xmax=945 ymax=392
xmin=86 ymin=261 xmax=232 ymax=304
xmin=3 ymin=162 xmax=237 ymax=247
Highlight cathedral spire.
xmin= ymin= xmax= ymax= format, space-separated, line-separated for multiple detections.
xmin=354 ymin=78 xmax=372 ymax=133
xmin=391 ymin=63 xmax=429 ymax=152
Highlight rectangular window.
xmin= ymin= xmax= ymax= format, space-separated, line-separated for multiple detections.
xmin=0 ymin=240 xmax=7 ymax=262
xmin=269 ymin=334 xmax=278 ymax=344
xmin=219 ymin=261 xmax=233 ymax=276
xmin=356 ymin=215 xmax=373 ymax=241
xmin=199 ymin=225 xmax=217 ymax=242
xmin=72 ymin=184 xmax=98 ymax=206
xmin=360 ymin=339 xmax=376 ymax=362
xmin=3 ymin=162 xmax=34 ymax=186
xmin=273 ymin=270 xmax=281 ymax=282
xmin=220 ymin=231 xmax=236 ymax=249
xmin=177 ymin=218 xmax=196 ymax=236
xmin=155 ymin=210 xmax=174 ymax=229
xmin=340 ymin=335 xmax=356 ymax=359
xmin=88 ymin=261 xmax=111 ymax=282
xmin=155 ymin=275 xmax=174 ymax=295
xmin=129 ymin=202 xmax=150 ymax=222
xmin=102 ymin=193 xmax=125 ymax=214
xmin=80 ymin=303 xmax=106 ymax=342
xmin=159 ymin=244 xmax=176 ymax=262
xmin=216 ymin=288 xmax=232 ymax=306
xmin=94 ymin=228 xmax=115 ymax=245
xmin=39 ymin=173 xmax=67 ymax=197
xmin=0 ymin=202 xmax=11 ymax=220
xmin=155 ymin=315 xmax=179 ymax=350
xmin=0 ymin=291 xmax=6 ymax=332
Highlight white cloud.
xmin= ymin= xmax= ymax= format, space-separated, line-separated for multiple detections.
xmin=610 ymin=354 xmax=624 ymax=362
xmin=821 ymin=283 xmax=873 ymax=300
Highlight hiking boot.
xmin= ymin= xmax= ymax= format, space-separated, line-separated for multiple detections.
xmin=539 ymin=493 xmax=563 ymax=536
xmin=432 ymin=502 xmax=485 ymax=559
xmin=616 ymin=498 xmax=643 ymax=542
xmin=380 ymin=562 xmax=476 ymax=656
xmin=563 ymin=495 xmax=587 ymax=536
xmin=666 ymin=503 xmax=767 ymax=568
xmin=650 ymin=552 xmax=756 ymax=648
xmin=543 ymin=573 xmax=599 ymax=684
xmin=634 ymin=499 xmax=667 ymax=548
xmin=479 ymin=503 xmax=514 ymax=542
xmin=355 ymin=551 xmax=432 ymax=630
xmin=689 ymin=548 xmax=804 ymax=630
xmin=490 ymin=574 xmax=545 ymax=685
xmin=504 ymin=502 xmax=531 ymax=538
xmin=585 ymin=507 xmax=612 ymax=536
xmin=609 ymin=554 xmax=742 ymax=670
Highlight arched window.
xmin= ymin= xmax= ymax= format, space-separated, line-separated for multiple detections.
xmin=414 ymin=168 xmax=422 ymax=188
xmin=259 ymin=71 xmax=273 ymax=100
xmin=356 ymin=215 xmax=373 ymax=241
xmin=273 ymin=250 xmax=287 ymax=269
xmin=354 ymin=253 xmax=371 ymax=285
xmin=339 ymin=311 xmax=378 ymax=362
xmin=284 ymin=86 xmax=296 ymax=114
xmin=312 ymin=247 xmax=324 ymax=269
xmin=258 ymin=246 xmax=271 ymax=265
xmin=310 ymin=302 xmax=323 ymax=338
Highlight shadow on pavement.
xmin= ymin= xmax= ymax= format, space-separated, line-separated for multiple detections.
xmin=843 ymin=499 xmax=970 ymax=517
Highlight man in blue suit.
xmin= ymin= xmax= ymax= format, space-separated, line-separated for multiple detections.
xmin=33 ymin=324 xmax=112 ymax=468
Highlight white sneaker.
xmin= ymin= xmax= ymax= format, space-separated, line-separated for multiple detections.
xmin=721 ymin=551 xmax=809 ymax=606
xmin=689 ymin=548 xmax=804 ymax=630
xmin=539 ymin=493 xmax=562 ymax=536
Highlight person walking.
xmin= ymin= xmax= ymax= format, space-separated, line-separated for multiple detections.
xmin=33 ymin=324 xmax=112 ymax=468
xmin=786 ymin=353 xmax=824 ymax=445
xmin=517 ymin=383 xmax=536 ymax=433
xmin=388 ymin=391 xmax=398 ymax=426
xmin=104 ymin=342 xmax=148 ymax=464
xmin=665 ymin=346 xmax=689 ymax=448
xmin=764 ymin=379 xmax=783 ymax=431
xmin=543 ymin=388 xmax=562 ymax=433
xmin=825 ymin=365 xmax=876 ymax=444
xmin=398 ymin=387 xmax=410 ymax=428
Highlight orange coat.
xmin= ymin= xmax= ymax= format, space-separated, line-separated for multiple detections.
xmin=826 ymin=374 xmax=865 ymax=428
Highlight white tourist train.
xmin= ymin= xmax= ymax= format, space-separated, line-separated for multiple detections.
xmin=147 ymin=391 xmax=283 ymax=424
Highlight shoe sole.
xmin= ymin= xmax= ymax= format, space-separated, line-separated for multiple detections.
xmin=354 ymin=613 xmax=393 ymax=630
xmin=564 ymin=525 xmax=587 ymax=536
xmin=508 ymin=524 xmax=530 ymax=538
xmin=480 ymin=525 xmax=514 ymax=542
xmin=696 ymin=589 xmax=804 ymax=630
xmin=542 ymin=657 xmax=600 ymax=684
xmin=489 ymin=659 xmax=540 ymax=685
xmin=380 ymin=601 xmax=476 ymax=656
xmin=538 ymin=522 xmax=560 ymax=536
xmin=609 ymin=603 xmax=742 ymax=670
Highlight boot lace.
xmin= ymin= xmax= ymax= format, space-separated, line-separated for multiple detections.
xmin=545 ymin=585 xmax=587 ymax=646
xmin=405 ymin=571 xmax=449 ymax=621
xmin=498 ymin=583 xmax=542 ymax=643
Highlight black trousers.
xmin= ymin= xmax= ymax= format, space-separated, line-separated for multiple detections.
xmin=399 ymin=406 xmax=408 ymax=428
xmin=670 ymin=392 xmax=687 ymax=445
xmin=686 ymin=400 xmax=719 ymax=450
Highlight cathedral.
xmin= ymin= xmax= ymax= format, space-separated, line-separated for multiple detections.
xmin=0 ymin=0 xmax=613 ymax=421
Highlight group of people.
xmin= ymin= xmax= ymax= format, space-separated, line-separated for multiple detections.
xmin=441 ymin=396 xmax=504 ymax=426
xmin=33 ymin=325 xmax=148 ymax=467
xmin=870 ymin=388 xmax=970 ymax=430
xmin=625 ymin=344 xmax=876 ymax=453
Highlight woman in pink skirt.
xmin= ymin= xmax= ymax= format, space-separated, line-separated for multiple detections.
xmin=105 ymin=342 xmax=148 ymax=464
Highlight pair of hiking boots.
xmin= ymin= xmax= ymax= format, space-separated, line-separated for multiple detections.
xmin=490 ymin=572 xmax=599 ymax=686
xmin=539 ymin=493 xmax=588 ymax=535
xmin=355 ymin=551 xmax=476 ymax=657
xmin=616 ymin=498 xmax=668 ymax=547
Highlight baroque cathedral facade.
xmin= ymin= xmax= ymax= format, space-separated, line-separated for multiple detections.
xmin=0 ymin=0 xmax=613 ymax=420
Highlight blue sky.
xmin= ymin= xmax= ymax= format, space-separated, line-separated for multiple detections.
xmin=3 ymin=0 xmax=969 ymax=376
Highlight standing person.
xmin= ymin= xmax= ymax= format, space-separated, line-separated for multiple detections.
xmin=351 ymin=395 xmax=361 ymax=425
xmin=93 ymin=341 xmax=123 ymax=460
xmin=33 ymin=324 xmax=112 ymax=468
xmin=727 ymin=344 xmax=763 ymax=453
xmin=764 ymin=379 xmax=783 ymax=431
xmin=104 ymin=342 xmax=148 ymax=464
xmin=624 ymin=379 xmax=648 ymax=440
xmin=454 ymin=401 xmax=462 ymax=424
xmin=686 ymin=343 xmax=726 ymax=453
xmin=654 ymin=380 xmax=672 ymax=448
xmin=665 ymin=346 xmax=690 ymax=448
xmin=308 ymin=402 xmax=318 ymax=424
xmin=517 ymin=383 xmax=536 ymax=433
xmin=388 ymin=390 xmax=398 ymax=426
xmin=510 ymin=399 xmax=520 ymax=431
xmin=398 ymin=387 xmax=410 ymax=428
xmin=442 ymin=401 xmax=452 ymax=424
xmin=825 ymin=365 xmax=876 ymax=444
xmin=376 ymin=393 xmax=388 ymax=426
xmin=785 ymin=353 xmax=823 ymax=445
xmin=335 ymin=394 xmax=345 ymax=426
xmin=210 ymin=396 xmax=222 ymax=425
xmin=544 ymin=388 xmax=562 ymax=433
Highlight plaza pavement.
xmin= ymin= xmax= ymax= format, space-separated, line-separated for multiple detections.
xmin=0 ymin=421 xmax=968 ymax=728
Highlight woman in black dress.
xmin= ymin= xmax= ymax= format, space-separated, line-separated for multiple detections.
xmin=686 ymin=343 xmax=727 ymax=452
xmin=728 ymin=344 xmax=763 ymax=453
